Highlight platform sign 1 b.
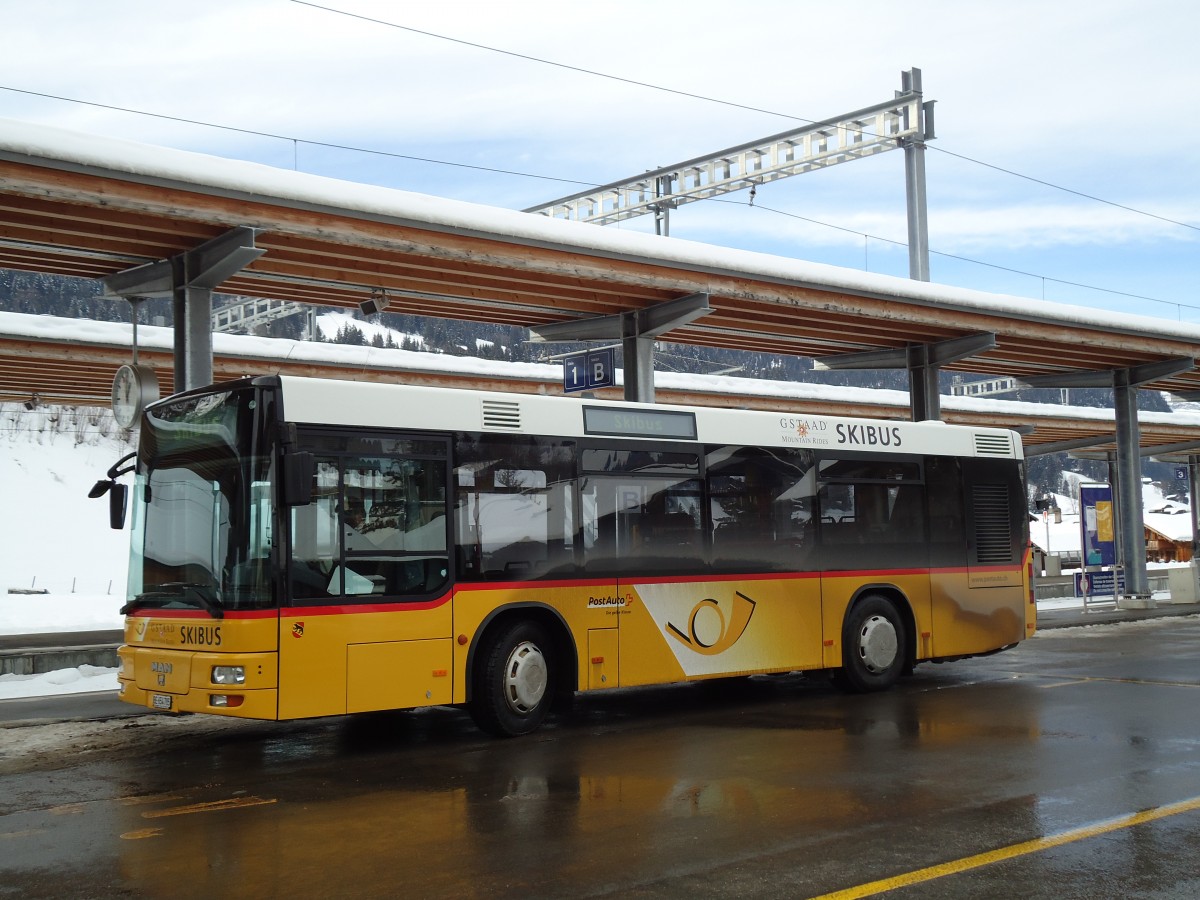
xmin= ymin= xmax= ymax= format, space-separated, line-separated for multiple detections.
xmin=563 ymin=348 xmax=615 ymax=394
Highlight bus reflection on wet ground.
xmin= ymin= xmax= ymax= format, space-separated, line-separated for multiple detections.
xmin=4 ymin=617 xmax=1200 ymax=898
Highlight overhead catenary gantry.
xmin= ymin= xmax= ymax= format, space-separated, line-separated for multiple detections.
xmin=525 ymin=68 xmax=935 ymax=281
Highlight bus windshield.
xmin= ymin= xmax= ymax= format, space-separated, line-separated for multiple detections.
xmin=125 ymin=386 xmax=276 ymax=614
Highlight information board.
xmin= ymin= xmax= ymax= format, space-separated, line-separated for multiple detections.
xmin=1079 ymin=483 xmax=1116 ymax=568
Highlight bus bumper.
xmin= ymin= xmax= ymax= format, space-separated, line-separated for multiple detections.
xmin=117 ymin=645 xmax=279 ymax=720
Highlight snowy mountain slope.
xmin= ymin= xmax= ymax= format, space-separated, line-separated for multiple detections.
xmin=1 ymin=402 xmax=134 ymax=595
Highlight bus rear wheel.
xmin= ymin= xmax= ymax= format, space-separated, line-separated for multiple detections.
xmin=834 ymin=595 xmax=906 ymax=693
xmin=471 ymin=620 xmax=554 ymax=737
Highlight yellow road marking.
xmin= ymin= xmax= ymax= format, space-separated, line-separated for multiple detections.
xmin=810 ymin=795 xmax=1200 ymax=900
xmin=1039 ymin=675 xmax=1200 ymax=689
xmin=120 ymin=828 xmax=165 ymax=840
xmin=141 ymin=796 xmax=276 ymax=818
xmin=1003 ymin=671 xmax=1200 ymax=690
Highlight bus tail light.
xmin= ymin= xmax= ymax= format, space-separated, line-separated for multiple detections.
xmin=212 ymin=666 xmax=245 ymax=685
xmin=211 ymin=695 xmax=244 ymax=708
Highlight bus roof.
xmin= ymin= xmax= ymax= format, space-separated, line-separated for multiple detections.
xmin=273 ymin=376 xmax=1022 ymax=460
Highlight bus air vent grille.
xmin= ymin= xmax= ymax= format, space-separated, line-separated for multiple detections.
xmin=973 ymin=484 xmax=1014 ymax=564
xmin=482 ymin=399 xmax=522 ymax=431
xmin=974 ymin=433 xmax=1013 ymax=457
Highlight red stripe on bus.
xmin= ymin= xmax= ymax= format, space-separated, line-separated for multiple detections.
xmin=121 ymin=608 xmax=277 ymax=620
xmin=279 ymin=591 xmax=453 ymax=618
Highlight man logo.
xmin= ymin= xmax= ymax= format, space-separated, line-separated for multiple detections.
xmin=665 ymin=592 xmax=756 ymax=655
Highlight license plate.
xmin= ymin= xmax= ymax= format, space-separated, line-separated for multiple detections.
xmin=151 ymin=693 xmax=173 ymax=711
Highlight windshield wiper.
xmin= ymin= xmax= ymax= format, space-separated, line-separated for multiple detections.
xmin=120 ymin=582 xmax=225 ymax=619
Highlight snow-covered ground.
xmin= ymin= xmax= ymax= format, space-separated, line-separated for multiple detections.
xmin=1 ymin=402 xmax=129 ymax=701
xmin=0 ymin=591 xmax=123 ymax=700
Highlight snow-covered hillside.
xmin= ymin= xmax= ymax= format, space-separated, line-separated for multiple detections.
xmin=1 ymin=401 xmax=134 ymax=595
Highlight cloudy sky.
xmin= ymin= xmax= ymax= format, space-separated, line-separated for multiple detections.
xmin=2 ymin=0 xmax=1197 ymax=320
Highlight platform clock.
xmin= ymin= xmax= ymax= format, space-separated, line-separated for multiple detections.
xmin=111 ymin=364 xmax=159 ymax=428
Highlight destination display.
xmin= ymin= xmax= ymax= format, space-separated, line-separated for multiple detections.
xmin=582 ymin=405 xmax=698 ymax=440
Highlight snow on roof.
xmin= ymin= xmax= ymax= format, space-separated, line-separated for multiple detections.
xmin=4 ymin=117 xmax=1200 ymax=345
xmin=1143 ymin=482 xmax=1195 ymax=543
xmin=1145 ymin=510 xmax=1193 ymax=544
xmin=10 ymin=309 xmax=1200 ymax=425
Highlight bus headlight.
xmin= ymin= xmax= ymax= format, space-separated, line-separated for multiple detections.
xmin=211 ymin=666 xmax=245 ymax=685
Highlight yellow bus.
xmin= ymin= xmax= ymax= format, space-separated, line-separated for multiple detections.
xmin=110 ymin=375 xmax=1033 ymax=736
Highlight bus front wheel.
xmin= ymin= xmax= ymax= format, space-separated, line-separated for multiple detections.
xmin=471 ymin=620 xmax=554 ymax=737
xmin=834 ymin=595 xmax=906 ymax=693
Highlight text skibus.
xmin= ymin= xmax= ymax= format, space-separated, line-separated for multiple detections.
xmin=114 ymin=375 xmax=1034 ymax=736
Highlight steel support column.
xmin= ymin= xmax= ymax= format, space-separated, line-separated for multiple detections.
xmin=901 ymin=68 xmax=935 ymax=282
xmin=908 ymin=342 xmax=942 ymax=421
xmin=527 ymin=293 xmax=712 ymax=403
xmin=622 ymin=318 xmax=656 ymax=402
xmin=1112 ymin=370 xmax=1152 ymax=604
xmin=813 ymin=332 xmax=995 ymax=421
xmin=1191 ymin=455 xmax=1200 ymax=563
xmin=102 ymin=227 xmax=264 ymax=392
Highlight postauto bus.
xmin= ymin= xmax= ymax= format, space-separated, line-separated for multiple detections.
xmin=108 ymin=376 xmax=1033 ymax=736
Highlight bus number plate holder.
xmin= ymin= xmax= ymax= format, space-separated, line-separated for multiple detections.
xmin=151 ymin=693 xmax=173 ymax=711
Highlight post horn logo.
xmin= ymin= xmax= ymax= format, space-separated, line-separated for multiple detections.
xmin=665 ymin=592 xmax=756 ymax=656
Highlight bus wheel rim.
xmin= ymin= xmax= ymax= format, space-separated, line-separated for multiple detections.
xmin=858 ymin=615 xmax=898 ymax=673
xmin=503 ymin=640 xmax=547 ymax=714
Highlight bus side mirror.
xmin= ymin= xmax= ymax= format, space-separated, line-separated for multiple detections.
xmin=109 ymin=483 xmax=129 ymax=530
xmin=90 ymin=478 xmax=129 ymax=529
xmin=282 ymin=452 xmax=315 ymax=506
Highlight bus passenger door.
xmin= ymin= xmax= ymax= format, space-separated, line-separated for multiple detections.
xmin=280 ymin=434 xmax=454 ymax=719
xmin=578 ymin=474 xmax=623 ymax=691
xmin=605 ymin=475 xmax=711 ymax=689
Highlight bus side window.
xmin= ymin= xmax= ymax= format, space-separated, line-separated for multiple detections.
xmin=290 ymin=458 xmax=341 ymax=598
xmin=816 ymin=457 xmax=927 ymax=569
xmin=453 ymin=434 xmax=577 ymax=581
xmin=708 ymin=445 xmax=816 ymax=572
